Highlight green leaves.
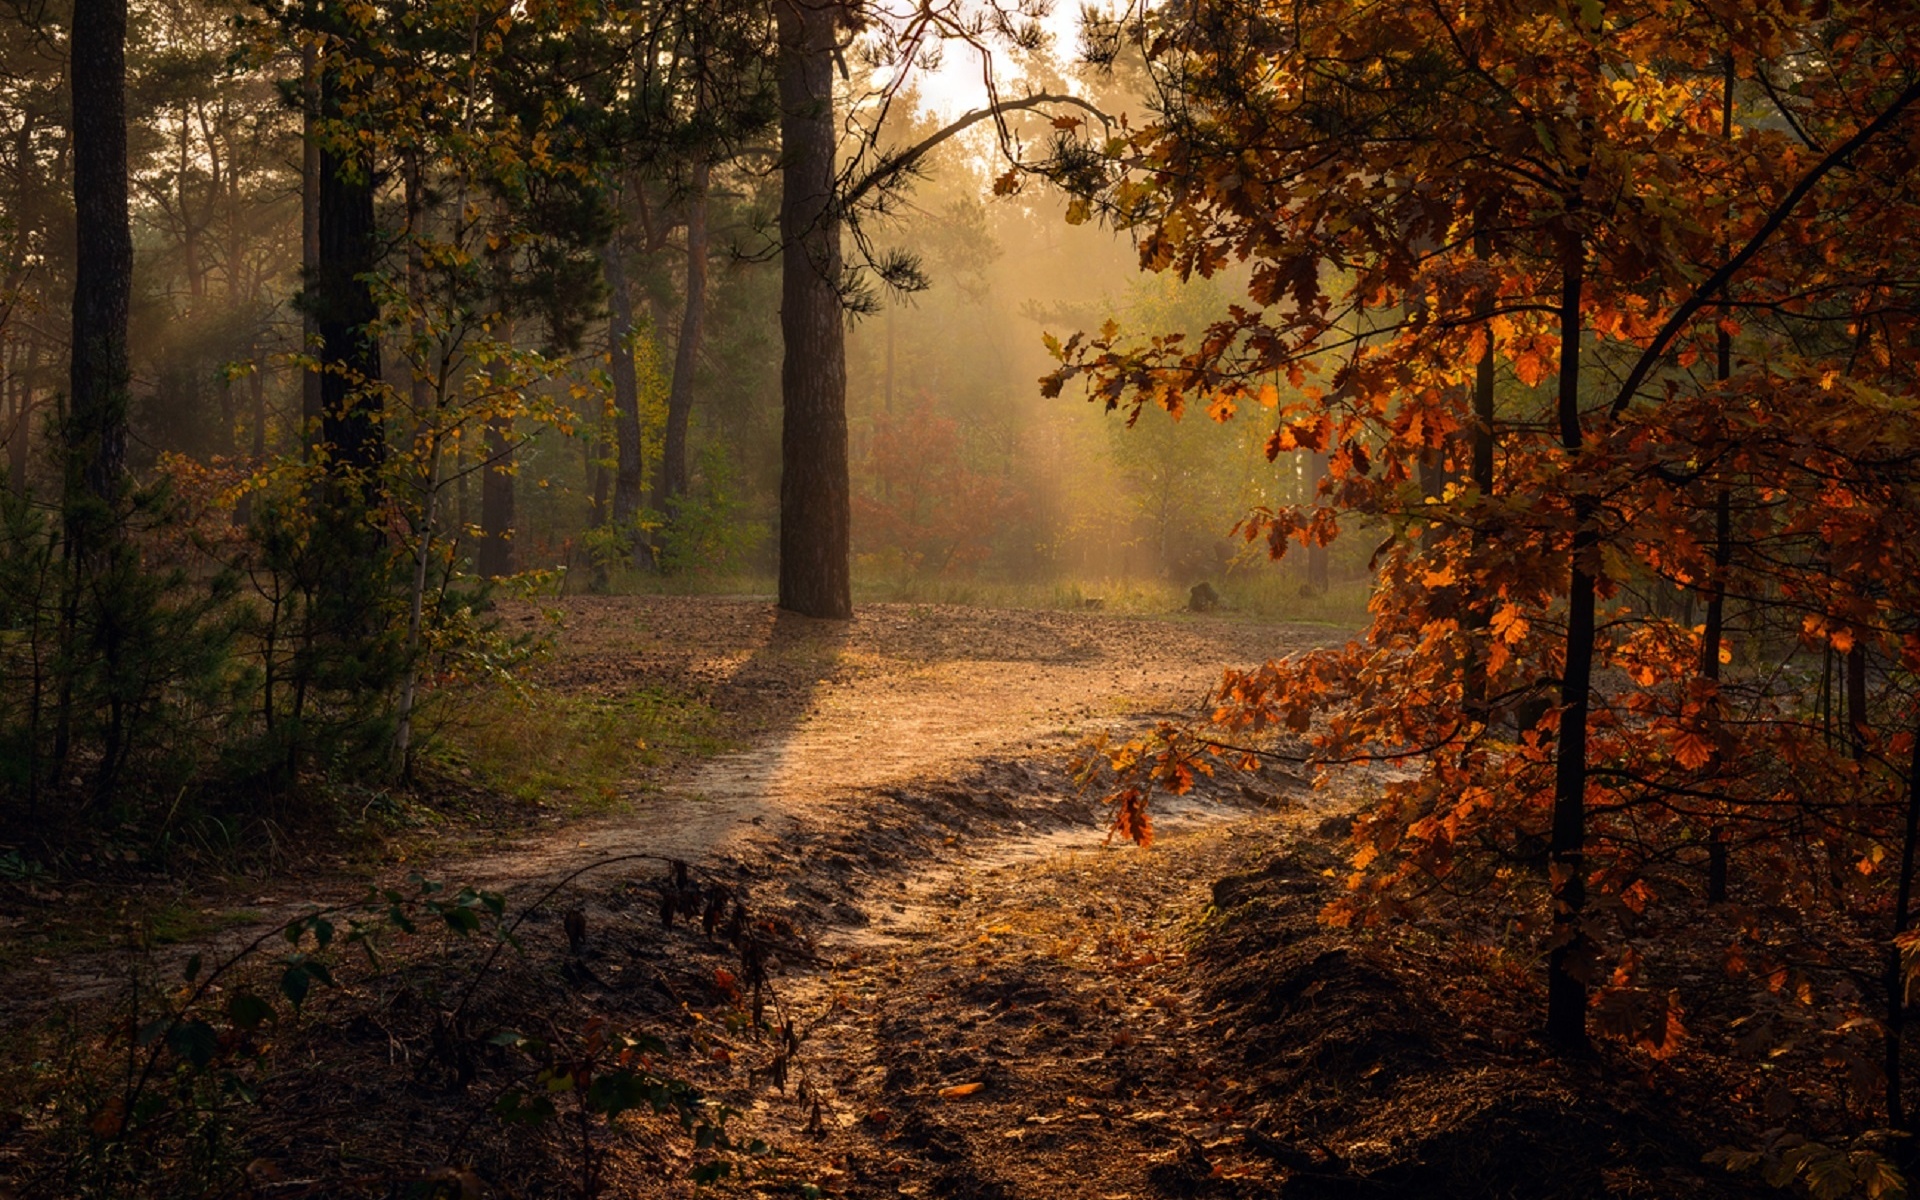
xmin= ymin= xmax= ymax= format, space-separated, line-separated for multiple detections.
xmin=227 ymin=992 xmax=275 ymax=1032
xmin=1709 ymin=1135 xmax=1910 ymax=1200
xmin=493 ymin=1088 xmax=558 ymax=1125
xmin=484 ymin=1017 xmax=749 ymax=1182
xmin=418 ymin=877 xmax=506 ymax=937
xmin=278 ymin=954 xmax=333 ymax=1009
xmin=165 ymin=1020 xmax=221 ymax=1070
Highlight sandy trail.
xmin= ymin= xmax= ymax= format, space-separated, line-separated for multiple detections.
xmin=465 ymin=598 xmax=1329 ymax=884
xmin=0 ymin=598 xmax=1337 ymax=1013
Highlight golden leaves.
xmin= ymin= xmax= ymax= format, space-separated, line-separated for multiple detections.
xmin=1669 ymin=728 xmax=1714 ymax=771
xmin=1512 ymin=346 xmax=1552 ymax=389
xmin=1490 ymin=603 xmax=1529 ymax=644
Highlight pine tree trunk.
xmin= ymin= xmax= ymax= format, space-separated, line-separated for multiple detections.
xmin=58 ymin=0 xmax=133 ymax=792
xmin=776 ymin=0 xmax=852 ymax=619
xmin=478 ymin=412 xmax=515 ymax=577
xmin=603 ymin=230 xmax=644 ymax=532
xmin=1546 ymin=234 xmax=1593 ymax=1054
xmin=314 ymin=71 xmax=381 ymax=490
xmin=655 ymin=159 xmax=709 ymax=516
xmin=301 ymin=38 xmax=322 ymax=445
xmin=296 ymin=18 xmax=389 ymax=780
xmin=65 ymin=0 xmax=132 ymax=540
xmin=236 ymin=356 xmax=264 ymax=526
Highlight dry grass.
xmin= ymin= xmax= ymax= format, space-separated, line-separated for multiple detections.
xmin=427 ymin=684 xmax=734 ymax=815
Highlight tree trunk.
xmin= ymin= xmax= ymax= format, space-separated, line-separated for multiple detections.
xmin=391 ymin=152 xmax=442 ymax=773
xmin=301 ymin=37 xmax=322 ymax=446
xmin=314 ymin=70 xmax=381 ymax=490
xmin=655 ymin=158 xmax=709 ymax=517
xmin=7 ymin=333 xmax=35 ymax=494
xmin=602 ymin=229 xmax=644 ymax=532
xmin=1305 ymin=450 xmax=1329 ymax=594
xmin=65 ymin=0 xmax=132 ymax=541
xmin=1886 ymin=716 xmax=1920 ymax=1130
xmin=589 ymin=428 xmax=608 ymax=529
xmin=1849 ymin=644 xmax=1871 ymax=761
xmin=1 ymin=342 xmax=14 ymax=488
xmin=1702 ymin=55 xmax=1736 ymax=904
xmin=478 ymin=414 xmax=515 ymax=576
xmin=235 ymin=355 xmax=264 ymax=526
xmin=58 ymin=0 xmax=133 ymax=793
xmin=1463 ymin=218 xmax=1497 ymax=711
xmin=479 ymin=300 xmax=516 ymax=578
xmin=1546 ymin=234 xmax=1593 ymax=1054
xmin=776 ymin=0 xmax=852 ymax=619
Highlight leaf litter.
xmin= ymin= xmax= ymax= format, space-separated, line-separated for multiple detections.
xmin=0 ymin=598 xmax=1802 ymax=1196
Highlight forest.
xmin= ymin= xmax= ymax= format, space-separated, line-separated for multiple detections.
xmin=3 ymin=0 xmax=1920 ymax=1195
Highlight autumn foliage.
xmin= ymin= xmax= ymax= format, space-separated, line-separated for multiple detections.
xmin=856 ymin=399 xmax=1026 ymax=576
xmin=1048 ymin=0 xmax=1920 ymax=1172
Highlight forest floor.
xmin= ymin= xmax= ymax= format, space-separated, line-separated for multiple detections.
xmin=0 ymin=597 xmax=1768 ymax=1198
xmin=0 ymin=597 xmax=1304 ymax=1008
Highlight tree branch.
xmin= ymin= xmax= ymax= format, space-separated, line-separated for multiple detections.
xmin=840 ymin=91 xmax=1108 ymax=211
xmin=1607 ymin=77 xmax=1920 ymax=420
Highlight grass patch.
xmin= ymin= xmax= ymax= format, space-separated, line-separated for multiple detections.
xmin=0 ymin=895 xmax=263 ymax=970
xmin=852 ymin=573 xmax=1374 ymax=627
xmin=432 ymin=684 xmax=733 ymax=815
xmin=141 ymin=900 xmax=262 ymax=947
xmin=569 ymin=563 xmax=1373 ymax=629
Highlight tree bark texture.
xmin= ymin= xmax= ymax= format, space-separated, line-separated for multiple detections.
xmin=66 ymin=0 xmax=133 ymax=542
xmin=1701 ymin=57 xmax=1737 ymax=904
xmin=301 ymin=39 xmax=323 ymax=444
xmin=655 ymin=158 xmax=709 ymax=515
xmin=776 ymin=0 xmax=852 ymax=619
xmin=603 ymin=232 xmax=644 ymax=530
xmin=8 ymin=334 xmax=38 ymax=494
xmin=1547 ymin=236 xmax=1593 ymax=1054
xmin=59 ymin=0 xmax=133 ymax=794
xmin=314 ymin=71 xmax=381 ymax=492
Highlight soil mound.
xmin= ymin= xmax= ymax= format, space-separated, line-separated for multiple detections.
xmin=1189 ymin=844 xmax=1748 ymax=1198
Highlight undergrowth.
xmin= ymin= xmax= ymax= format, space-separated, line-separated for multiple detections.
xmin=430 ymin=685 xmax=733 ymax=815
xmin=0 ymin=858 xmax=787 ymax=1199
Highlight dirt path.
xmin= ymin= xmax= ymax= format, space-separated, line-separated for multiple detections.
xmin=459 ymin=598 xmax=1336 ymax=885
xmin=729 ymin=814 xmax=1318 ymax=1199
xmin=1 ymin=599 xmax=1760 ymax=1200
xmin=0 ymin=599 xmax=1338 ymax=1016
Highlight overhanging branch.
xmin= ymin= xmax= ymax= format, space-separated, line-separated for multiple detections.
xmin=1607 ymin=78 xmax=1920 ymax=420
xmin=840 ymin=90 xmax=1109 ymax=210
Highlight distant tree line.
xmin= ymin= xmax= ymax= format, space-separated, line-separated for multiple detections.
xmin=0 ymin=0 xmax=1127 ymax=830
